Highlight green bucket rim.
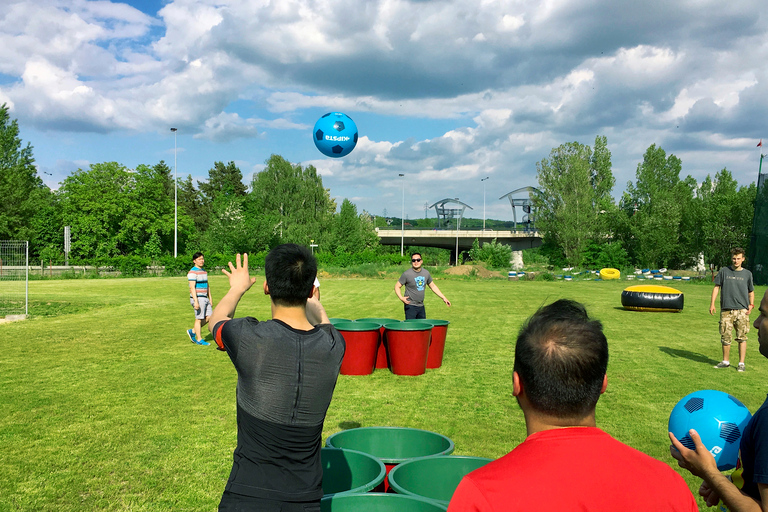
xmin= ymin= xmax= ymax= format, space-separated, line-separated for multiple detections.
xmin=325 ymin=427 xmax=455 ymax=464
xmin=383 ymin=322 xmax=432 ymax=331
xmin=356 ymin=317 xmax=399 ymax=324
xmin=320 ymin=492 xmax=448 ymax=511
xmin=320 ymin=447 xmax=387 ymax=496
xmin=387 ymin=455 xmax=493 ymax=506
xmin=333 ymin=321 xmax=382 ymax=332
xmin=329 ymin=318 xmax=351 ymax=325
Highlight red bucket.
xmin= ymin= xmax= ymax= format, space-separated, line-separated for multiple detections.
xmin=334 ymin=322 xmax=381 ymax=376
xmin=424 ymin=320 xmax=449 ymax=369
xmin=383 ymin=323 xmax=431 ymax=376
xmin=356 ymin=318 xmax=398 ymax=369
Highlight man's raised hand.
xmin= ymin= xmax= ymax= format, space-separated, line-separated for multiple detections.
xmin=222 ymin=253 xmax=258 ymax=294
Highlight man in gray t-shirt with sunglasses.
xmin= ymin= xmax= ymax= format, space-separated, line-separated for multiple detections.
xmin=394 ymin=252 xmax=451 ymax=319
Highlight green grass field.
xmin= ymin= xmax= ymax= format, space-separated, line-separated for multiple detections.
xmin=1 ymin=274 xmax=766 ymax=511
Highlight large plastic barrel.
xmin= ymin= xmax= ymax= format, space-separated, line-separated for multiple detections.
xmin=321 ymin=447 xmax=386 ymax=496
xmin=387 ymin=455 xmax=492 ymax=506
xmin=321 ymin=493 xmax=448 ymax=511
xmin=357 ymin=318 xmax=398 ymax=369
xmin=383 ymin=322 xmax=431 ymax=376
xmin=422 ymin=320 xmax=449 ymax=369
xmin=334 ymin=321 xmax=381 ymax=375
xmin=326 ymin=427 xmax=454 ymax=492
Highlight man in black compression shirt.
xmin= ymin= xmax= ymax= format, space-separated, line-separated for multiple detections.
xmin=210 ymin=245 xmax=345 ymax=511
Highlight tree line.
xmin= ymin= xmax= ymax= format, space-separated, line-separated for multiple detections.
xmin=534 ymin=135 xmax=761 ymax=269
xmin=1 ymin=104 xmax=761 ymax=270
xmin=0 ymin=104 xmax=380 ymax=265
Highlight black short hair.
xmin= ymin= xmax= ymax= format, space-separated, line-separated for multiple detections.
xmin=513 ymin=299 xmax=608 ymax=419
xmin=265 ymin=244 xmax=317 ymax=307
xmin=410 ymin=252 xmax=422 ymax=260
xmin=192 ymin=252 xmax=203 ymax=262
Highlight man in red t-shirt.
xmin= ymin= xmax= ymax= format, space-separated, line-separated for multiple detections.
xmin=448 ymin=299 xmax=697 ymax=512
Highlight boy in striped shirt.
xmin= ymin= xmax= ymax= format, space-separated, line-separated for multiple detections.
xmin=187 ymin=252 xmax=213 ymax=345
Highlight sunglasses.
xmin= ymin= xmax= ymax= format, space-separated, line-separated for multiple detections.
xmin=411 ymin=258 xmax=422 ymax=262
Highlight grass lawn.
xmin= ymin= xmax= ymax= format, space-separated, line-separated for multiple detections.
xmin=1 ymin=274 xmax=766 ymax=511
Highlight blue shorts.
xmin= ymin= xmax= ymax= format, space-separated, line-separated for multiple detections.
xmin=191 ymin=296 xmax=212 ymax=320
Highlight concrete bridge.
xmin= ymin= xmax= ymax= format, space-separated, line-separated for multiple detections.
xmin=376 ymin=229 xmax=542 ymax=260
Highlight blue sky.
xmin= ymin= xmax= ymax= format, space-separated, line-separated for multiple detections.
xmin=1 ymin=0 xmax=766 ymax=222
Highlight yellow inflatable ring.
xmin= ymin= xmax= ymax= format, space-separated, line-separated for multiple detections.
xmin=621 ymin=285 xmax=684 ymax=312
xmin=600 ymin=268 xmax=621 ymax=280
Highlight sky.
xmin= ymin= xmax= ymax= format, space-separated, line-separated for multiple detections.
xmin=1 ymin=0 xmax=766 ymax=222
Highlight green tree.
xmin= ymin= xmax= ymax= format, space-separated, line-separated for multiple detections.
xmin=178 ymin=174 xmax=208 ymax=234
xmin=30 ymin=188 xmax=63 ymax=260
xmin=121 ymin=163 xmax=192 ymax=257
xmin=330 ymin=200 xmax=379 ymax=254
xmin=700 ymin=169 xmax=756 ymax=267
xmin=199 ymin=161 xmax=247 ymax=203
xmin=249 ymin=155 xmax=336 ymax=247
xmin=0 ymin=103 xmax=51 ymax=250
xmin=59 ymin=162 xmax=193 ymax=259
xmin=59 ymin=162 xmax=132 ymax=259
xmin=621 ymin=144 xmax=691 ymax=268
xmin=534 ymin=135 xmax=615 ymax=267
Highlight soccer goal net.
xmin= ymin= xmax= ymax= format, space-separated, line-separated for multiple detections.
xmin=0 ymin=241 xmax=28 ymax=318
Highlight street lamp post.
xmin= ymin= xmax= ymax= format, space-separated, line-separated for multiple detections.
xmin=481 ymin=176 xmax=489 ymax=231
xmin=171 ymin=128 xmax=178 ymax=258
xmin=399 ymin=173 xmax=405 ymax=256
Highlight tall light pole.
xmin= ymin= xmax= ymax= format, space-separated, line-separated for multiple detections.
xmin=171 ymin=128 xmax=178 ymax=258
xmin=399 ymin=173 xmax=405 ymax=256
xmin=481 ymin=176 xmax=489 ymax=231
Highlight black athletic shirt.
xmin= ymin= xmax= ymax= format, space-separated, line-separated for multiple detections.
xmin=213 ymin=317 xmax=345 ymax=501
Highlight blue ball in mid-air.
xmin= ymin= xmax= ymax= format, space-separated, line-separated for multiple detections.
xmin=313 ymin=112 xmax=358 ymax=158
xmin=668 ymin=389 xmax=752 ymax=470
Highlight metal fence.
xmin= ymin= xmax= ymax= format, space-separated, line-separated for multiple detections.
xmin=749 ymin=173 xmax=768 ymax=286
xmin=0 ymin=240 xmax=28 ymax=317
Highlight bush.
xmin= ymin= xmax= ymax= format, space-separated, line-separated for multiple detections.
xmin=468 ymin=239 xmax=512 ymax=269
xmin=315 ymin=250 xmax=408 ymax=268
xmin=115 ymin=255 xmax=151 ymax=276
xmin=582 ymin=240 xmax=631 ymax=270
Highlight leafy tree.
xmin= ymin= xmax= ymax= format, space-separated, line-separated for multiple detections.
xmin=700 ymin=169 xmax=756 ymax=267
xmin=199 ymin=161 xmax=247 ymax=202
xmin=534 ymin=135 xmax=615 ymax=267
xmin=249 ymin=155 xmax=336 ymax=247
xmin=0 ymin=103 xmax=50 ymax=250
xmin=330 ymin=199 xmax=379 ymax=254
xmin=178 ymin=174 xmax=208 ymax=233
xmin=621 ymin=144 xmax=691 ymax=268
xmin=197 ymin=195 xmax=275 ymax=254
xmin=59 ymin=162 xmax=193 ymax=259
xmin=121 ymin=163 xmax=191 ymax=257
xmin=30 ymin=188 xmax=63 ymax=260
xmin=59 ymin=162 xmax=132 ymax=258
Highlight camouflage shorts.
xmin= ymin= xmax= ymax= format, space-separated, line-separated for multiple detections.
xmin=720 ymin=309 xmax=750 ymax=345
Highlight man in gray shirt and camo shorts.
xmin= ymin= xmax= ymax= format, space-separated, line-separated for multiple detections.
xmin=710 ymin=247 xmax=755 ymax=372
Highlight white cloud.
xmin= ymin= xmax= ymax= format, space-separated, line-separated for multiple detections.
xmin=1 ymin=0 xmax=767 ymax=219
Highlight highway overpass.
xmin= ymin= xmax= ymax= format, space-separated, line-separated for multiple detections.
xmin=376 ymin=229 xmax=542 ymax=257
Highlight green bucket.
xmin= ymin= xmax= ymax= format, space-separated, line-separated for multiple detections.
xmin=321 ymin=447 xmax=386 ymax=496
xmin=387 ymin=455 xmax=492 ymax=507
xmin=326 ymin=427 xmax=455 ymax=492
xmin=329 ymin=318 xmax=351 ymax=325
xmin=321 ymin=493 xmax=448 ymax=511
